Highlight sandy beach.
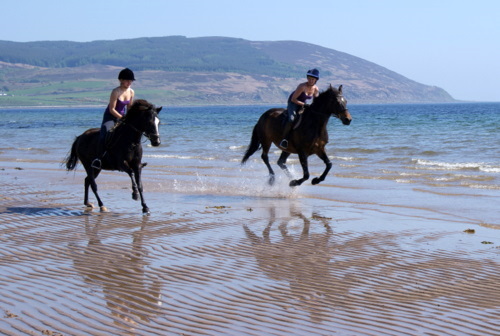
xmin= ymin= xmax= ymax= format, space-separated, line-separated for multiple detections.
xmin=0 ymin=160 xmax=498 ymax=336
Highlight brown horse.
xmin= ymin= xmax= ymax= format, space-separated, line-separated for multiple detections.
xmin=64 ymin=99 xmax=162 ymax=214
xmin=242 ymin=85 xmax=351 ymax=186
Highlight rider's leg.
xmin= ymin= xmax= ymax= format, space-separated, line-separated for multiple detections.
xmin=280 ymin=122 xmax=293 ymax=149
xmin=91 ymin=121 xmax=114 ymax=169
xmin=280 ymin=102 xmax=298 ymax=149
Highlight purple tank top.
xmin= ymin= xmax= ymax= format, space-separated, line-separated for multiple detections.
xmin=115 ymin=99 xmax=130 ymax=115
xmin=102 ymin=99 xmax=130 ymax=123
xmin=289 ymin=91 xmax=313 ymax=103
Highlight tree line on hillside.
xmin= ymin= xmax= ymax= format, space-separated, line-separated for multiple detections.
xmin=0 ymin=37 xmax=304 ymax=78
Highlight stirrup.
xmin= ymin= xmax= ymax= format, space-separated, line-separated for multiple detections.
xmin=280 ymin=139 xmax=288 ymax=149
xmin=91 ymin=158 xmax=102 ymax=169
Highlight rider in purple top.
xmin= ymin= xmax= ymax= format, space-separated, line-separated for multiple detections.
xmin=102 ymin=98 xmax=130 ymax=124
xmin=280 ymin=69 xmax=320 ymax=149
xmin=293 ymin=91 xmax=313 ymax=104
xmin=91 ymin=68 xmax=135 ymax=169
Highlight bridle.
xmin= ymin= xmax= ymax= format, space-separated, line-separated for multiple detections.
xmin=117 ymin=110 xmax=160 ymax=142
xmin=333 ymin=94 xmax=349 ymax=118
xmin=307 ymin=92 xmax=348 ymax=119
xmin=106 ymin=110 xmax=160 ymax=148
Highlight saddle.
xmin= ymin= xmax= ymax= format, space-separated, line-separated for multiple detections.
xmin=293 ymin=109 xmax=304 ymax=130
xmin=282 ymin=107 xmax=305 ymax=130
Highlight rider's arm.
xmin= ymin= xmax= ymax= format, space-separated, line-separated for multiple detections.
xmin=107 ymin=89 xmax=122 ymax=119
xmin=290 ymin=84 xmax=306 ymax=106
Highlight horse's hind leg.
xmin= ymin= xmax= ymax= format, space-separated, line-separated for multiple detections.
xmin=260 ymin=144 xmax=276 ymax=185
xmin=84 ymin=177 xmax=94 ymax=209
xmin=312 ymin=150 xmax=332 ymax=185
xmin=277 ymin=152 xmax=292 ymax=178
xmin=85 ymin=173 xmax=107 ymax=212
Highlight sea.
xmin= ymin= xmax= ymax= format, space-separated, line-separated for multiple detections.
xmin=1 ymin=102 xmax=499 ymax=224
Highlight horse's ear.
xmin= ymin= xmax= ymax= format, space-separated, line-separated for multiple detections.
xmin=156 ymin=106 xmax=162 ymax=114
xmin=338 ymin=85 xmax=343 ymax=93
xmin=329 ymin=84 xmax=333 ymax=90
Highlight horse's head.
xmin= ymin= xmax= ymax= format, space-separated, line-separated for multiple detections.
xmin=315 ymin=85 xmax=352 ymax=125
xmin=126 ymin=99 xmax=162 ymax=146
xmin=334 ymin=85 xmax=351 ymax=125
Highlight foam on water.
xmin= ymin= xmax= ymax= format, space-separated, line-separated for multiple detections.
xmin=0 ymin=102 xmax=498 ymax=193
xmin=415 ymin=158 xmax=500 ymax=172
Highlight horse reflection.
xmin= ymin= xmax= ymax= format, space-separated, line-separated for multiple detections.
xmin=244 ymin=205 xmax=500 ymax=330
xmin=244 ymin=206 xmax=341 ymax=322
xmin=72 ymin=215 xmax=162 ymax=329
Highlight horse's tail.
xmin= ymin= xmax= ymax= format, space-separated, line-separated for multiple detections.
xmin=242 ymin=124 xmax=262 ymax=164
xmin=64 ymin=136 xmax=80 ymax=171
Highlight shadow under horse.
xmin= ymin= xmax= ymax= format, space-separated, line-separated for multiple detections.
xmin=64 ymin=99 xmax=162 ymax=214
xmin=242 ymin=85 xmax=351 ymax=187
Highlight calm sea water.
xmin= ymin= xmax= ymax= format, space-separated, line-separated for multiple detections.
xmin=1 ymin=102 xmax=499 ymax=187
xmin=1 ymin=102 xmax=499 ymax=220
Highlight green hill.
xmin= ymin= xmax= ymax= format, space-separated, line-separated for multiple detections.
xmin=0 ymin=36 xmax=303 ymax=76
xmin=0 ymin=36 xmax=455 ymax=107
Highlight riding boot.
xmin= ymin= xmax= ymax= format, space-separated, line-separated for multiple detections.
xmin=91 ymin=126 xmax=107 ymax=169
xmin=280 ymin=121 xmax=293 ymax=149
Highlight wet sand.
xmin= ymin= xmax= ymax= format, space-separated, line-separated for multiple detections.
xmin=0 ymin=164 xmax=499 ymax=336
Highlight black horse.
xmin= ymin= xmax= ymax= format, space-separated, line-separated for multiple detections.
xmin=242 ymin=85 xmax=351 ymax=187
xmin=65 ymin=99 xmax=162 ymax=214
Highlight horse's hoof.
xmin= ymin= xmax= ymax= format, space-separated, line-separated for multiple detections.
xmin=100 ymin=206 xmax=109 ymax=212
xmin=268 ymin=175 xmax=275 ymax=186
xmin=312 ymin=177 xmax=321 ymax=185
xmin=132 ymin=192 xmax=139 ymax=201
xmin=142 ymin=207 xmax=150 ymax=215
xmin=289 ymin=180 xmax=301 ymax=187
xmin=85 ymin=203 xmax=95 ymax=209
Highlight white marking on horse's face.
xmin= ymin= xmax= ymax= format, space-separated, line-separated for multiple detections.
xmin=154 ymin=116 xmax=160 ymax=135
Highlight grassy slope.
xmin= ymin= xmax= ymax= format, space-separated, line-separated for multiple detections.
xmin=0 ymin=37 xmax=455 ymax=107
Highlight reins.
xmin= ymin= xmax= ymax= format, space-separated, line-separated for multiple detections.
xmin=105 ymin=114 xmax=155 ymax=149
xmin=306 ymin=93 xmax=347 ymax=120
xmin=119 ymin=119 xmax=151 ymax=141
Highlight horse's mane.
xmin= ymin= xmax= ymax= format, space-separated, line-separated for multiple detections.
xmin=312 ymin=86 xmax=340 ymax=107
xmin=124 ymin=99 xmax=154 ymax=119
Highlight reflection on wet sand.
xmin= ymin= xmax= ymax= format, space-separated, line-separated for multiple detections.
xmin=243 ymin=203 xmax=500 ymax=333
xmin=71 ymin=215 xmax=162 ymax=330
xmin=244 ymin=205 xmax=344 ymax=323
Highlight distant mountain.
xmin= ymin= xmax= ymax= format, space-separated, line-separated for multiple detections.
xmin=0 ymin=36 xmax=455 ymax=107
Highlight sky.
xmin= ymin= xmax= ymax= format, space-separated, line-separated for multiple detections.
xmin=1 ymin=0 xmax=499 ymax=102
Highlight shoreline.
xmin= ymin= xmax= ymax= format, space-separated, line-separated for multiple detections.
xmin=2 ymin=100 xmax=497 ymax=110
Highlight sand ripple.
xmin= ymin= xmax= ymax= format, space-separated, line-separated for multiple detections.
xmin=0 ymin=175 xmax=499 ymax=336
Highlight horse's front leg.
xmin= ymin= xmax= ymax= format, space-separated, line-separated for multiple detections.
xmin=312 ymin=150 xmax=333 ymax=185
xmin=277 ymin=152 xmax=292 ymax=178
xmin=290 ymin=152 xmax=309 ymax=187
xmin=128 ymin=165 xmax=150 ymax=214
xmin=125 ymin=169 xmax=140 ymax=201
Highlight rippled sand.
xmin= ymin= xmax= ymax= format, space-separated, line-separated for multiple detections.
xmin=0 ymin=166 xmax=499 ymax=336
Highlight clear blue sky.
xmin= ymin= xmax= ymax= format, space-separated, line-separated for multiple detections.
xmin=1 ymin=0 xmax=499 ymax=102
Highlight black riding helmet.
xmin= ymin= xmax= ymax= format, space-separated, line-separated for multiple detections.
xmin=118 ymin=68 xmax=135 ymax=81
